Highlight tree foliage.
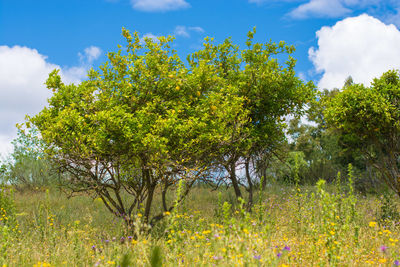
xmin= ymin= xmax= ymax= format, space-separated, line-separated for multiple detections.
xmin=325 ymin=70 xmax=400 ymax=196
xmin=0 ymin=127 xmax=58 ymax=189
xmin=28 ymin=28 xmax=248 ymax=226
xmin=191 ymin=28 xmax=315 ymax=204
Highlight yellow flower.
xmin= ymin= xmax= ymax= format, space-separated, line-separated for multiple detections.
xmin=369 ymin=221 xmax=377 ymax=227
xmin=379 ymin=258 xmax=387 ymax=264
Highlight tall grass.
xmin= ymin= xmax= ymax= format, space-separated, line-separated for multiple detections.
xmin=0 ymin=181 xmax=399 ymax=266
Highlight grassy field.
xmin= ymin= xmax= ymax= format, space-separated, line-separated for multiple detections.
xmin=1 ymin=180 xmax=400 ymax=266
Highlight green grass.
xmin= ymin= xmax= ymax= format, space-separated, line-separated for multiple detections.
xmin=0 ymin=183 xmax=399 ymax=266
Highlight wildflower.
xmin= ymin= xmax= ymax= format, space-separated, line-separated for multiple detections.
xmin=213 ymin=256 xmax=223 ymax=260
xmin=394 ymin=260 xmax=400 ymax=266
xmin=277 ymin=252 xmax=282 ymax=258
xmin=254 ymin=255 xmax=261 ymax=260
xmin=369 ymin=221 xmax=377 ymax=227
xmin=380 ymin=245 xmax=388 ymax=252
xmin=283 ymin=246 xmax=291 ymax=251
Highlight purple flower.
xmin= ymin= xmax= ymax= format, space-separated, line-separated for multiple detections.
xmin=254 ymin=255 xmax=261 ymax=260
xmin=380 ymin=245 xmax=388 ymax=252
xmin=283 ymin=246 xmax=291 ymax=251
xmin=394 ymin=260 xmax=400 ymax=266
xmin=91 ymin=245 xmax=96 ymax=251
xmin=277 ymin=252 xmax=282 ymax=258
xmin=127 ymin=236 xmax=133 ymax=240
xmin=213 ymin=256 xmax=223 ymax=260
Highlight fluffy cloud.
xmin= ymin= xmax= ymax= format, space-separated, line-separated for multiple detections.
xmin=173 ymin=25 xmax=204 ymax=38
xmin=80 ymin=46 xmax=102 ymax=64
xmin=131 ymin=0 xmax=190 ymax=12
xmin=289 ymin=0 xmax=351 ymax=18
xmin=249 ymin=0 xmax=385 ymax=19
xmin=0 ymin=45 xmax=101 ymax=157
xmin=309 ymin=14 xmax=400 ymax=90
xmin=248 ymin=0 xmax=300 ymax=4
xmin=140 ymin=33 xmax=160 ymax=44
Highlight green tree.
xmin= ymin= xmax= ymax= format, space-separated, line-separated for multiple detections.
xmin=27 ymin=29 xmax=248 ymax=226
xmin=190 ymin=28 xmax=315 ymax=205
xmin=0 ymin=127 xmax=58 ymax=189
xmin=325 ymin=70 xmax=400 ymax=196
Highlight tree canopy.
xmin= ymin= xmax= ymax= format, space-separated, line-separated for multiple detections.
xmin=325 ymin=70 xmax=400 ymax=196
xmin=26 ymin=28 xmax=315 ymax=226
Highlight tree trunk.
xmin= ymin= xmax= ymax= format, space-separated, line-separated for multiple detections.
xmin=229 ymin=161 xmax=242 ymax=199
xmin=144 ymin=184 xmax=155 ymax=224
xmin=261 ymin=167 xmax=267 ymax=191
xmin=143 ymin=166 xmax=155 ymax=224
xmin=245 ymin=157 xmax=253 ymax=210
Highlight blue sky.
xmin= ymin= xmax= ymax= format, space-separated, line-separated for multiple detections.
xmin=1 ymin=0 xmax=400 ymax=156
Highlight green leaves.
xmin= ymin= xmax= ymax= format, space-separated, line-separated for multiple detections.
xmin=324 ymin=70 xmax=400 ymax=195
xmin=26 ymin=27 xmax=315 ymax=221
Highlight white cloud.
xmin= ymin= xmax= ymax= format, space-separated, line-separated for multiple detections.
xmin=309 ymin=14 xmax=400 ymax=90
xmin=83 ymin=46 xmax=102 ymax=64
xmin=131 ymin=0 xmax=190 ymax=12
xmin=0 ymin=45 xmax=100 ymax=157
xmin=248 ymin=0 xmax=300 ymax=4
xmin=174 ymin=25 xmax=204 ymax=38
xmin=289 ymin=0 xmax=351 ymax=18
xmin=250 ymin=0 xmax=382 ymax=19
xmin=140 ymin=33 xmax=160 ymax=44
xmin=174 ymin=26 xmax=190 ymax=38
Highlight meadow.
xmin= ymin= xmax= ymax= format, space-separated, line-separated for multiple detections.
xmin=1 ymin=175 xmax=400 ymax=267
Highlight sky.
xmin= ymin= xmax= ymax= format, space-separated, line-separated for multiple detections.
xmin=1 ymin=0 xmax=400 ymax=157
